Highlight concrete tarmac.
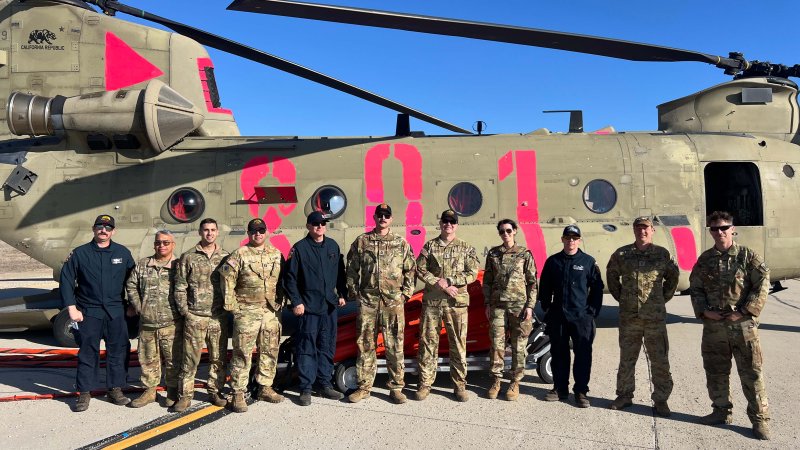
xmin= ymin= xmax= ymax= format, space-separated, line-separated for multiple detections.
xmin=1 ymin=268 xmax=798 ymax=449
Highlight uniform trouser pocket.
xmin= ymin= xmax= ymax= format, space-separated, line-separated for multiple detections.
xmin=740 ymin=319 xmax=762 ymax=369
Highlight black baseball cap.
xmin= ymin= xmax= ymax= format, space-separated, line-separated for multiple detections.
xmin=375 ymin=203 xmax=392 ymax=216
xmin=307 ymin=211 xmax=328 ymax=225
xmin=247 ymin=218 xmax=267 ymax=233
xmin=94 ymin=214 xmax=115 ymax=228
xmin=562 ymin=225 xmax=581 ymax=237
xmin=440 ymin=209 xmax=458 ymax=224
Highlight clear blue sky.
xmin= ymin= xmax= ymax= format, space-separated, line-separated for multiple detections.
xmin=123 ymin=0 xmax=798 ymax=137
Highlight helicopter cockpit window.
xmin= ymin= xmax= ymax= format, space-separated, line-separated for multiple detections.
xmin=448 ymin=182 xmax=482 ymax=217
xmin=583 ymin=179 xmax=617 ymax=214
xmin=167 ymin=187 xmax=205 ymax=223
xmin=311 ymin=185 xmax=347 ymax=219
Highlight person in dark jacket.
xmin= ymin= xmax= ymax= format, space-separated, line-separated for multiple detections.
xmin=538 ymin=225 xmax=604 ymax=408
xmin=283 ymin=211 xmax=347 ymax=406
xmin=60 ymin=214 xmax=135 ymax=412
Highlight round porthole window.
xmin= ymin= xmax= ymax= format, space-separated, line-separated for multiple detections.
xmin=448 ymin=182 xmax=483 ymax=217
xmin=166 ymin=187 xmax=205 ymax=223
xmin=583 ymin=179 xmax=617 ymax=214
xmin=783 ymin=164 xmax=795 ymax=178
xmin=311 ymin=185 xmax=347 ymax=219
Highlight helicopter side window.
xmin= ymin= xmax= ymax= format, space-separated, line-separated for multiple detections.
xmin=311 ymin=185 xmax=347 ymax=219
xmin=704 ymin=162 xmax=763 ymax=226
xmin=448 ymin=182 xmax=482 ymax=217
xmin=583 ymin=179 xmax=617 ymax=214
xmin=164 ymin=187 xmax=205 ymax=223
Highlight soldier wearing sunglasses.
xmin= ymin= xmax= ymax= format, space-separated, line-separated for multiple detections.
xmin=415 ymin=210 xmax=479 ymax=402
xmin=689 ymin=211 xmax=771 ymax=440
xmin=60 ymin=214 xmax=135 ymax=412
xmin=221 ymin=218 xmax=287 ymax=412
xmin=126 ymin=230 xmax=182 ymax=408
xmin=482 ymin=218 xmax=537 ymax=401
xmin=346 ymin=203 xmax=416 ymax=404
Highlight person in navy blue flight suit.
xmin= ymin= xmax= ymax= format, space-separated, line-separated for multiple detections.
xmin=538 ymin=225 xmax=604 ymax=408
xmin=60 ymin=214 xmax=135 ymax=412
xmin=283 ymin=211 xmax=347 ymax=406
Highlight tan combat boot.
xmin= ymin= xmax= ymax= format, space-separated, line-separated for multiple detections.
xmin=610 ymin=396 xmax=633 ymax=411
xmin=753 ymin=422 xmax=771 ymax=440
xmin=390 ymin=389 xmax=407 ymax=404
xmin=164 ymin=387 xmax=178 ymax=408
xmin=486 ymin=377 xmax=501 ymax=400
xmin=416 ymin=385 xmax=431 ymax=401
xmin=170 ymin=395 xmax=192 ymax=413
xmin=231 ymin=392 xmax=248 ymax=413
xmin=129 ymin=387 xmax=157 ymax=408
xmin=454 ymin=386 xmax=469 ymax=402
xmin=505 ymin=381 xmax=520 ymax=401
xmin=654 ymin=401 xmax=671 ymax=417
xmin=700 ymin=408 xmax=732 ymax=425
xmin=347 ymin=388 xmax=371 ymax=403
xmin=258 ymin=387 xmax=285 ymax=404
xmin=208 ymin=392 xmax=227 ymax=407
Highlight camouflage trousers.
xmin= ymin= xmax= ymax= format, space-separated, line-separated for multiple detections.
xmin=356 ymin=302 xmax=405 ymax=391
xmin=229 ymin=304 xmax=281 ymax=393
xmin=489 ymin=302 xmax=533 ymax=381
xmin=138 ymin=321 xmax=183 ymax=388
xmin=417 ymin=302 xmax=467 ymax=389
xmin=701 ymin=317 xmax=770 ymax=424
xmin=616 ymin=316 xmax=673 ymax=402
xmin=178 ymin=312 xmax=229 ymax=396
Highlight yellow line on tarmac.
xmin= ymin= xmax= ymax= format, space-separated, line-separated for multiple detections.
xmin=104 ymin=405 xmax=223 ymax=450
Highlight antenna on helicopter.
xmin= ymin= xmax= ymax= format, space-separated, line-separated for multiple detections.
xmin=543 ymin=110 xmax=584 ymax=133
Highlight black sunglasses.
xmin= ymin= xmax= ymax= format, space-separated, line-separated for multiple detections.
xmin=310 ymin=221 xmax=327 ymax=227
xmin=249 ymin=228 xmax=267 ymax=235
xmin=709 ymin=225 xmax=732 ymax=232
xmin=376 ymin=213 xmax=392 ymax=219
xmin=154 ymin=240 xmax=173 ymax=246
xmin=441 ymin=219 xmax=457 ymax=225
xmin=93 ymin=224 xmax=114 ymax=232
xmin=498 ymin=228 xmax=514 ymax=235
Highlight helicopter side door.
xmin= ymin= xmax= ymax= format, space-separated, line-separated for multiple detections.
xmin=701 ymin=161 xmax=766 ymax=256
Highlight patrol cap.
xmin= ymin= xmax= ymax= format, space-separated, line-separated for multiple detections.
xmin=374 ymin=203 xmax=392 ymax=217
xmin=562 ymin=225 xmax=581 ymax=237
xmin=307 ymin=211 xmax=328 ymax=225
xmin=440 ymin=209 xmax=458 ymax=224
xmin=94 ymin=214 xmax=115 ymax=228
xmin=633 ymin=216 xmax=653 ymax=227
xmin=247 ymin=218 xmax=267 ymax=233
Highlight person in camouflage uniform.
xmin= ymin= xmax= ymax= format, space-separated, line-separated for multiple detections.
xmin=172 ymin=218 xmax=230 ymax=412
xmin=346 ymin=203 xmax=416 ymax=404
xmin=690 ymin=211 xmax=771 ymax=440
xmin=415 ymin=210 xmax=479 ymax=402
xmin=126 ymin=230 xmax=182 ymax=408
xmin=606 ymin=217 xmax=679 ymax=417
xmin=221 ymin=218 xmax=286 ymax=413
xmin=482 ymin=219 xmax=538 ymax=401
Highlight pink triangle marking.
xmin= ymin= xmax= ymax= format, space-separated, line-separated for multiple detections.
xmin=105 ymin=32 xmax=164 ymax=90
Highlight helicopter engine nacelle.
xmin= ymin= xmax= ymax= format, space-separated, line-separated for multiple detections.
xmin=5 ymin=79 xmax=205 ymax=155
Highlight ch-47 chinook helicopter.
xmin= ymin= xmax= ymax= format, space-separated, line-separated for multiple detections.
xmin=0 ymin=0 xmax=798 ymax=348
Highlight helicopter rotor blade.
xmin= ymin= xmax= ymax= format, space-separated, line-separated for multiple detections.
xmin=81 ymin=0 xmax=471 ymax=134
xmin=227 ymin=0 xmax=772 ymax=77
